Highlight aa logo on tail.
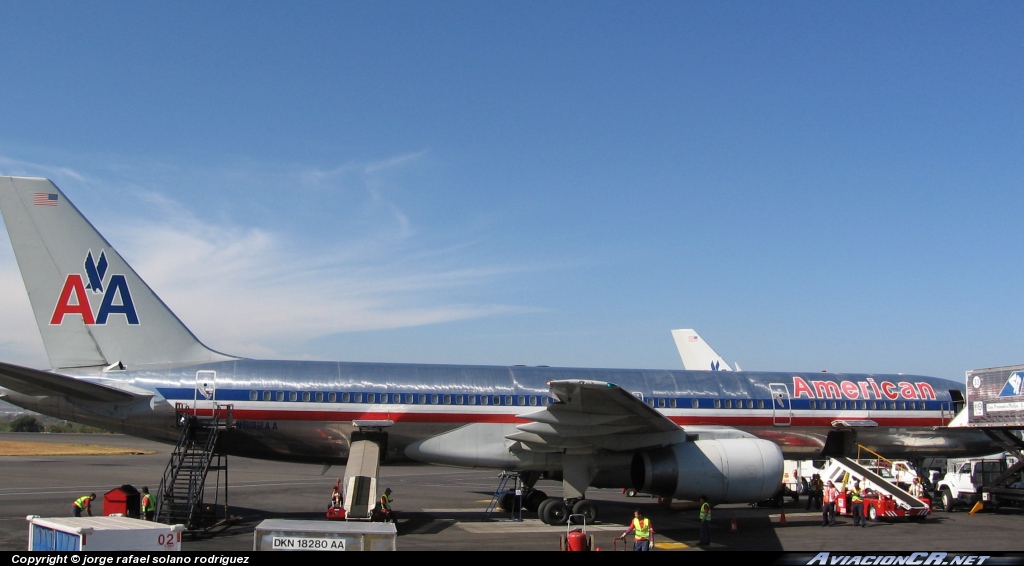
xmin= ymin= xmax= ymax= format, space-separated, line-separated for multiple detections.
xmin=50 ymin=250 xmax=139 ymax=325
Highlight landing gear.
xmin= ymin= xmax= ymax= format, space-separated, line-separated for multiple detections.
xmin=537 ymin=498 xmax=599 ymax=525
xmin=524 ymin=489 xmax=548 ymax=512
xmin=539 ymin=499 xmax=569 ymax=525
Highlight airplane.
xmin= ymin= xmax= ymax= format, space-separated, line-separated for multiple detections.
xmin=671 ymin=328 xmax=740 ymax=371
xmin=0 ymin=176 xmax=1003 ymax=526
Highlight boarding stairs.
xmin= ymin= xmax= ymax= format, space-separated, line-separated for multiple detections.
xmin=155 ymin=403 xmax=233 ymax=531
xmin=825 ymin=456 xmax=930 ymax=514
xmin=483 ymin=472 xmax=523 ymax=521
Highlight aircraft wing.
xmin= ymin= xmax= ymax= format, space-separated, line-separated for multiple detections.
xmin=0 ymin=361 xmax=138 ymax=403
xmin=507 ymin=380 xmax=688 ymax=453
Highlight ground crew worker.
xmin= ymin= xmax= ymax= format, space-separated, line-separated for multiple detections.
xmin=330 ymin=485 xmax=342 ymax=509
xmin=909 ymin=477 xmax=926 ymax=499
xmin=850 ymin=481 xmax=865 ymax=527
xmin=621 ymin=508 xmax=653 ymax=551
xmin=140 ymin=486 xmax=155 ymax=521
xmin=72 ymin=493 xmax=96 ymax=517
xmin=379 ymin=488 xmax=396 ymax=523
xmin=822 ymin=480 xmax=839 ymax=526
xmin=698 ymin=495 xmax=712 ymax=546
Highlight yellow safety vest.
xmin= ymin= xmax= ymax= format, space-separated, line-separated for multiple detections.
xmin=700 ymin=502 xmax=711 ymax=521
xmin=142 ymin=493 xmax=155 ymax=512
xmin=73 ymin=496 xmax=91 ymax=509
xmin=631 ymin=517 xmax=651 ymax=539
xmin=381 ymin=494 xmax=393 ymax=511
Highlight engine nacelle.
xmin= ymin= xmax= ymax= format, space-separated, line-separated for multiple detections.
xmin=631 ymin=438 xmax=784 ymax=503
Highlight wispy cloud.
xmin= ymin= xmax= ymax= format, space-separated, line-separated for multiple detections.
xmin=0 ymin=155 xmax=537 ymax=366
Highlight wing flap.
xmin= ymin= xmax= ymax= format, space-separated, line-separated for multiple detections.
xmin=0 ymin=361 xmax=138 ymax=403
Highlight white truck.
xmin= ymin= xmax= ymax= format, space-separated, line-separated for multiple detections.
xmin=934 ymin=457 xmax=1024 ymax=511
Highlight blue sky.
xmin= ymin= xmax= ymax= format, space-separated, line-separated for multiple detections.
xmin=0 ymin=2 xmax=1021 ymax=382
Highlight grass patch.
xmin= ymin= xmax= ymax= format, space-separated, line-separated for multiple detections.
xmin=0 ymin=441 xmax=156 ymax=456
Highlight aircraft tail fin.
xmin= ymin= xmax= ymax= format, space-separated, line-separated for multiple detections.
xmin=0 ymin=176 xmax=236 ymax=370
xmin=671 ymin=328 xmax=734 ymax=371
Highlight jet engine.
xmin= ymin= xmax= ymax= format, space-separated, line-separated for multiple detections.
xmin=631 ymin=438 xmax=783 ymax=503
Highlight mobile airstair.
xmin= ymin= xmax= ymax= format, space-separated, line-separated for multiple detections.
xmin=155 ymin=403 xmax=233 ymax=531
xmin=822 ymin=456 xmax=930 ymax=514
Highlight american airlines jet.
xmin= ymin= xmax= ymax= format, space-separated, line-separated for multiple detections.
xmin=0 ymin=176 xmax=1000 ymax=525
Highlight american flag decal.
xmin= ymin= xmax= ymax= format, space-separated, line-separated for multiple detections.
xmin=33 ymin=193 xmax=58 ymax=206
xmin=689 ymin=336 xmax=698 ymax=342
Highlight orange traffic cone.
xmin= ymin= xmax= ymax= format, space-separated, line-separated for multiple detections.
xmin=731 ymin=516 xmax=738 ymax=532
xmin=780 ymin=506 xmax=787 ymax=526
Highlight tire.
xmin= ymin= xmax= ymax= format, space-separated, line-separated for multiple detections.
xmin=941 ymin=488 xmax=954 ymax=513
xmin=572 ymin=499 xmax=599 ymax=524
xmin=537 ymin=498 xmax=555 ymax=523
xmin=868 ymin=505 xmax=878 ymax=522
xmin=542 ymin=500 xmax=570 ymax=526
xmin=525 ymin=490 xmax=547 ymax=512
xmin=625 ymin=488 xmax=639 ymax=497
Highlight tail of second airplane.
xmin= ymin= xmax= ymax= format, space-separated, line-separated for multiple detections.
xmin=671 ymin=328 xmax=735 ymax=371
xmin=0 ymin=176 xmax=236 ymax=370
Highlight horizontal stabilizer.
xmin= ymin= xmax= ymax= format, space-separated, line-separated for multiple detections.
xmin=0 ymin=361 xmax=138 ymax=403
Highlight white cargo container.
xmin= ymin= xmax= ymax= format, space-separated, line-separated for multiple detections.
xmin=27 ymin=515 xmax=186 ymax=551
xmin=253 ymin=519 xmax=396 ymax=551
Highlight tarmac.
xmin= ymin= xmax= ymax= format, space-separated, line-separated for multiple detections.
xmin=1 ymin=433 xmax=1022 ymax=552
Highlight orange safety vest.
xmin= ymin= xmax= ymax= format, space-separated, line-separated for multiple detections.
xmin=823 ymin=486 xmax=839 ymax=503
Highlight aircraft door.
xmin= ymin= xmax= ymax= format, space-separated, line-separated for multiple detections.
xmin=194 ymin=370 xmax=217 ymax=414
xmin=769 ymin=383 xmax=792 ymax=426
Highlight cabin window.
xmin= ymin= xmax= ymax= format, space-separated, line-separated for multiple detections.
xmin=353 ymin=393 xmax=362 ymax=403
xmin=504 ymin=396 xmax=513 ymax=406
xmin=249 ymin=391 xmax=258 ymax=401
xmin=657 ymin=399 xmax=665 ymax=408
xmin=481 ymin=396 xmax=491 ymax=406
xmin=262 ymin=391 xmax=271 ymax=402
xmin=328 ymin=392 xmax=336 ymax=402
xmin=313 ymin=392 xmax=322 ymax=402
xmin=746 ymin=400 xmax=753 ymax=409
xmin=831 ymin=401 xmax=838 ymax=410
xmin=368 ymin=393 xmax=377 ymax=403
xmin=757 ymin=400 xmax=765 ymax=409
xmin=724 ymin=400 xmax=732 ymax=409
xmin=692 ymin=399 xmax=700 ymax=409
xmin=909 ymin=401 xmax=917 ymax=410
xmin=418 ymin=394 xmax=426 ymax=404
xmin=809 ymin=400 xmax=816 ymax=409
xmin=456 ymin=395 xmax=464 ymax=405
xmin=430 ymin=394 xmax=438 ymax=404
xmin=528 ymin=396 xmax=537 ymax=406
xmin=714 ymin=399 xmax=721 ymax=409
xmin=543 ymin=397 xmax=552 ymax=406
xmin=888 ymin=401 xmax=895 ymax=410
xmin=443 ymin=394 xmax=451 ymax=405
xmin=517 ymin=396 xmax=525 ymax=406
xmin=869 ymin=401 xmax=876 ymax=410
xmin=404 ymin=394 xmax=413 ymax=404
xmin=302 ymin=392 xmax=311 ymax=402
xmin=342 ymin=393 xmax=350 ymax=403
xmin=647 ymin=399 xmax=655 ymax=407
xmin=670 ymin=399 xmax=677 ymax=409
xmin=859 ymin=401 xmax=867 ymax=410
xmin=468 ymin=395 xmax=477 ymax=405
xmin=289 ymin=392 xmax=298 ymax=402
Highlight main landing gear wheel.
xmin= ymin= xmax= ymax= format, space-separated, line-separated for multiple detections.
xmin=499 ymin=492 xmax=522 ymax=513
xmin=572 ymin=499 xmax=599 ymax=524
xmin=525 ymin=490 xmax=548 ymax=512
xmin=541 ymin=500 xmax=570 ymax=525
xmin=537 ymin=498 xmax=554 ymax=523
